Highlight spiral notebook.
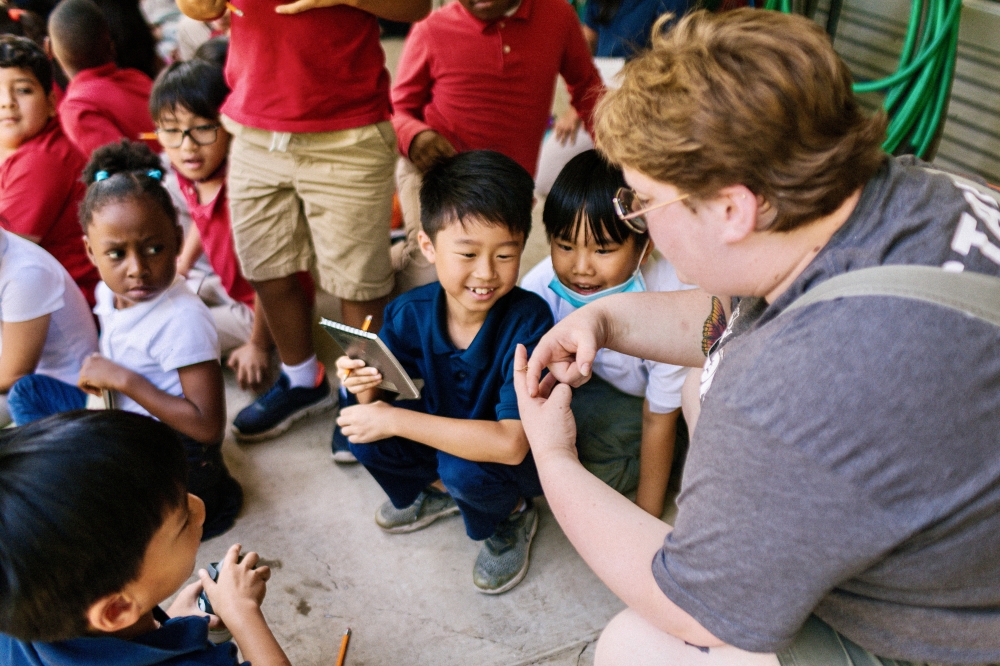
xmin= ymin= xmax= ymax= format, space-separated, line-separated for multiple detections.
xmin=319 ymin=318 xmax=421 ymax=400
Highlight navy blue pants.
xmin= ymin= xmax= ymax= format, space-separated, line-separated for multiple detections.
xmin=351 ymin=436 xmax=543 ymax=540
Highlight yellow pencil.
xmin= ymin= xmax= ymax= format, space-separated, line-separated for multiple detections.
xmin=335 ymin=627 xmax=351 ymax=666
xmin=343 ymin=316 xmax=373 ymax=380
xmin=225 ymin=2 xmax=244 ymax=16
xmin=139 ymin=131 xmax=158 ymax=140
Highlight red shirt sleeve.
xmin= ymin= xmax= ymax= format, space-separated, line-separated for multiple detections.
xmin=559 ymin=9 xmax=605 ymax=135
xmin=390 ymin=23 xmax=436 ymax=159
xmin=59 ymin=100 xmax=127 ymax=157
xmin=0 ymin=150 xmax=75 ymax=241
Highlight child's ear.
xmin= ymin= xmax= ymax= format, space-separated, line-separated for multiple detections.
xmin=83 ymin=235 xmax=98 ymax=267
xmin=46 ymin=89 xmax=57 ymax=118
xmin=85 ymin=591 xmax=143 ymax=634
xmin=417 ymin=229 xmax=436 ymax=264
xmin=638 ymin=238 xmax=655 ymax=265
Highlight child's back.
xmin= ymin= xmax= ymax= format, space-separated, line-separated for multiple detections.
xmin=48 ymin=0 xmax=158 ymax=157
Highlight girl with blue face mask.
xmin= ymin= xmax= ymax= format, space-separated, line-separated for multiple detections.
xmin=521 ymin=149 xmax=696 ymax=518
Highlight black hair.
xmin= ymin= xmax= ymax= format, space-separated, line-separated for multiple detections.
xmin=92 ymin=0 xmax=160 ymax=79
xmin=47 ymin=0 xmax=114 ymax=73
xmin=0 ymin=8 xmax=48 ymax=46
xmin=0 ymin=33 xmax=51 ymax=94
xmin=193 ymin=35 xmax=229 ymax=70
xmin=150 ymin=59 xmax=229 ymax=123
xmin=542 ymin=149 xmax=645 ymax=247
xmin=419 ymin=150 xmax=534 ymax=241
xmin=0 ymin=411 xmax=188 ymax=642
xmin=79 ymin=139 xmax=177 ymax=230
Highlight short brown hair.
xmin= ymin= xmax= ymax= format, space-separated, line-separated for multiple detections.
xmin=595 ymin=9 xmax=887 ymax=232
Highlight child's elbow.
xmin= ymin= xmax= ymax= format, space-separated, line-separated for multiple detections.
xmin=497 ymin=422 xmax=530 ymax=465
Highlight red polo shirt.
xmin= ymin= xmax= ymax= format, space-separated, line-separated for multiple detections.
xmin=60 ymin=63 xmax=159 ymax=157
xmin=174 ymin=170 xmax=256 ymax=308
xmin=0 ymin=119 xmax=99 ymax=305
xmin=391 ymin=0 xmax=603 ymax=176
xmin=221 ymin=2 xmax=391 ymax=133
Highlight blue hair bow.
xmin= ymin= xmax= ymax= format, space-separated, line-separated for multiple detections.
xmin=94 ymin=170 xmax=109 ymax=182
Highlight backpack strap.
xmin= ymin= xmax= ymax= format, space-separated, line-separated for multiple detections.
xmin=782 ymin=265 xmax=1000 ymax=327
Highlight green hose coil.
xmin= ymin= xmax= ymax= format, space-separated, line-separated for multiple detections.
xmin=768 ymin=0 xmax=963 ymax=159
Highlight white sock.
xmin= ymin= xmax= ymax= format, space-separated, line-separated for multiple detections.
xmin=282 ymin=355 xmax=320 ymax=389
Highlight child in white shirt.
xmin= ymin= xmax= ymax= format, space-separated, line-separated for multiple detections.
xmin=521 ymin=150 xmax=694 ymax=516
xmin=2 ymin=230 xmax=97 ymax=426
xmin=9 ymin=140 xmax=242 ymax=539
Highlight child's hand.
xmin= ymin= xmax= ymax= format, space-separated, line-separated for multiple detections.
xmin=78 ymin=353 xmax=132 ymax=396
xmin=409 ymin=130 xmax=457 ymax=172
xmin=335 ymin=355 xmax=382 ymax=395
xmin=165 ymin=580 xmax=224 ymax=629
xmin=553 ymin=108 xmax=582 ymax=146
xmin=336 ymin=401 xmax=397 ymax=443
xmin=198 ymin=544 xmax=271 ymax=623
xmin=227 ymin=342 xmax=271 ymax=392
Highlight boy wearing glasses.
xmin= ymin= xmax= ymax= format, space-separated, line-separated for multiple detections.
xmin=151 ymin=59 xmax=283 ymax=392
xmin=48 ymin=0 xmax=159 ymax=158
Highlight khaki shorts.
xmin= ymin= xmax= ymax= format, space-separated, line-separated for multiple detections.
xmin=222 ymin=116 xmax=397 ymax=302
xmin=777 ymin=616 xmax=998 ymax=666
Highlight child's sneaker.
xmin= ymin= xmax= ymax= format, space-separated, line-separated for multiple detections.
xmin=331 ymin=386 xmax=358 ymax=464
xmin=232 ymin=367 xmax=334 ymax=442
xmin=473 ymin=501 xmax=538 ymax=595
xmin=375 ymin=487 xmax=459 ymax=533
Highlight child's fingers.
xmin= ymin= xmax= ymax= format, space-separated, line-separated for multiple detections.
xmin=198 ymin=568 xmax=216 ymax=590
xmin=239 ymin=550 xmax=259 ymax=569
xmin=222 ymin=542 xmax=243 ymax=567
xmin=254 ymin=565 xmax=272 ymax=582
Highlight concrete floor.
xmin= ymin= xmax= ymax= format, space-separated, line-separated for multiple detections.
xmin=172 ymin=37 xmax=669 ymax=666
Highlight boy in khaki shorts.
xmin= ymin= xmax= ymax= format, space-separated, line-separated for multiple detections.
xmin=176 ymin=0 xmax=430 ymax=444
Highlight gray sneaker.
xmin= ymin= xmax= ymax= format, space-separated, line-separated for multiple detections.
xmin=375 ymin=488 xmax=459 ymax=533
xmin=473 ymin=502 xmax=538 ymax=594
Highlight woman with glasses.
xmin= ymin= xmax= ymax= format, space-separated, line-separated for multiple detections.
xmin=514 ymin=8 xmax=1000 ymax=666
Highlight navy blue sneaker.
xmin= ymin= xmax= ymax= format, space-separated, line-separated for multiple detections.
xmin=331 ymin=386 xmax=358 ymax=464
xmin=232 ymin=366 xmax=334 ymax=442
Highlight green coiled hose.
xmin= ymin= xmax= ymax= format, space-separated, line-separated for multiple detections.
xmin=765 ymin=0 xmax=963 ymax=159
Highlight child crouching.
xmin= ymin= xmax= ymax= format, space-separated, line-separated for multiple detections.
xmin=521 ymin=150 xmax=695 ymax=517
xmin=8 ymin=140 xmax=242 ymax=539
xmin=336 ymin=151 xmax=553 ymax=594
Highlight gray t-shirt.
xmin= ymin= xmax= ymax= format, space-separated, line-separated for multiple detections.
xmin=652 ymin=157 xmax=1000 ymax=663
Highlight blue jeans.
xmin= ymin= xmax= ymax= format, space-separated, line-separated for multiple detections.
xmin=8 ymin=374 xmax=88 ymax=425
xmin=351 ymin=436 xmax=544 ymax=540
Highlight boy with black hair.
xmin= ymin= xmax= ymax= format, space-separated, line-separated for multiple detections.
xmin=0 ymin=34 xmax=100 ymax=304
xmin=336 ymin=150 xmax=553 ymax=594
xmin=0 ymin=410 xmax=291 ymax=666
xmin=47 ymin=0 xmax=159 ymax=157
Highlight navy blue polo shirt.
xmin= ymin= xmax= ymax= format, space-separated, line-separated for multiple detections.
xmin=585 ymin=0 xmax=691 ymax=58
xmin=0 ymin=608 xmax=242 ymax=666
xmin=381 ymin=283 xmax=553 ymax=421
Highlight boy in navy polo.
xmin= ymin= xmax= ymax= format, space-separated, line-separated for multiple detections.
xmin=335 ymin=151 xmax=553 ymax=595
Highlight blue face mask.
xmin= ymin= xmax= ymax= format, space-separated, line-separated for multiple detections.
xmin=548 ymin=267 xmax=647 ymax=309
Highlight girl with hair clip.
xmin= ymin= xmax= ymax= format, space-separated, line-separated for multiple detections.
xmin=8 ymin=139 xmax=242 ymax=540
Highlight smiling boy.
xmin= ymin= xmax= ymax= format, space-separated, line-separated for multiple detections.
xmin=0 ymin=410 xmax=290 ymax=666
xmin=335 ymin=151 xmax=553 ymax=594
